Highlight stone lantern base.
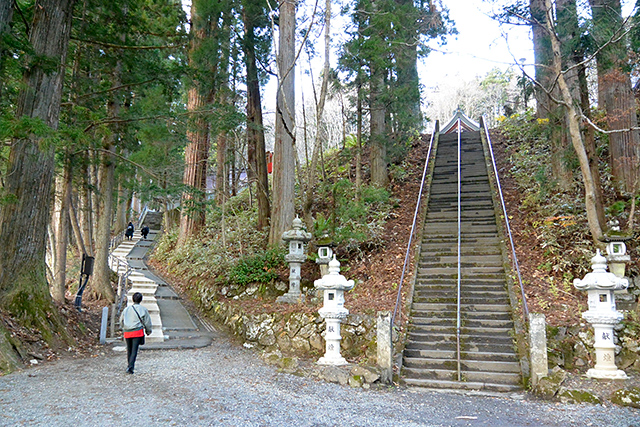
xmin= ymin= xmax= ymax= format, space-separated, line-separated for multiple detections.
xmin=586 ymin=340 xmax=628 ymax=380
xmin=587 ymin=367 xmax=628 ymax=380
xmin=583 ymin=315 xmax=628 ymax=380
xmin=276 ymin=292 xmax=304 ymax=304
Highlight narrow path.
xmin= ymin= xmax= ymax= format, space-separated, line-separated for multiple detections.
xmin=109 ymin=219 xmax=214 ymax=349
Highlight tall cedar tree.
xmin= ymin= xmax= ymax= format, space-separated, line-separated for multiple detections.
xmin=340 ymin=0 xmax=451 ymax=187
xmin=269 ymin=0 xmax=296 ymax=245
xmin=242 ymin=0 xmax=271 ymax=230
xmin=0 ymin=0 xmax=75 ymax=330
xmin=180 ymin=0 xmax=234 ymax=244
xmin=589 ymin=0 xmax=640 ymax=196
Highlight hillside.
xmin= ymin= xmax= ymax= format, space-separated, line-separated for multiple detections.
xmin=153 ymin=125 xmax=638 ymax=331
xmin=2 ymin=124 xmax=637 ymax=374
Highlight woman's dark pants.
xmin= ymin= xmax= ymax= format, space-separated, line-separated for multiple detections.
xmin=125 ymin=336 xmax=144 ymax=373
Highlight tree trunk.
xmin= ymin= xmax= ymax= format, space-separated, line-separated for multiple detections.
xmin=91 ymin=57 xmax=123 ymax=303
xmin=268 ymin=0 xmax=296 ymax=246
xmin=577 ymin=41 xmax=607 ymax=227
xmin=89 ymin=153 xmax=100 ymax=247
xmin=545 ymin=0 xmax=604 ymax=242
xmin=179 ymin=85 xmax=209 ymax=244
xmin=216 ymin=130 xmax=228 ymax=205
xmin=302 ymin=0 xmax=331 ymax=231
xmin=370 ymin=63 xmax=388 ymax=187
xmin=92 ymin=144 xmax=117 ymax=302
xmin=355 ymin=81 xmax=363 ymax=192
xmin=589 ymin=0 xmax=640 ymax=195
xmin=52 ymin=161 xmax=72 ymax=303
xmin=178 ymin=1 xmax=212 ymax=245
xmin=79 ymin=159 xmax=94 ymax=256
xmin=69 ymin=193 xmax=88 ymax=257
xmin=242 ymin=9 xmax=270 ymax=229
xmin=529 ymin=0 xmax=553 ymax=119
xmin=114 ymin=182 xmax=128 ymax=234
xmin=0 ymin=0 xmax=75 ymax=328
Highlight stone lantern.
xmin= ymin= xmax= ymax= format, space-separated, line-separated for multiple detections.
xmin=603 ymin=239 xmax=631 ymax=279
xmin=573 ymin=250 xmax=629 ymax=379
xmin=277 ymin=217 xmax=312 ymax=303
xmin=315 ymin=235 xmax=334 ymax=277
xmin=314 ymin=256 xmax=355 ymax=365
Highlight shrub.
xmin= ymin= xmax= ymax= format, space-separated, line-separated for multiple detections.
xmin=226 ymin=248 xmax=285 ymax=287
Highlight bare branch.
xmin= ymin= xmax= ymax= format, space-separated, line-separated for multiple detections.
xmin=581 ymin=114 xmax=640 ymax=134
xmin=61 ymin=79 xmax=157 ymax=106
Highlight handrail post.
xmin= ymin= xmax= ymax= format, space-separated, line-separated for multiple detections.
xmin=456 ymin=119 xmax=462 ymax=382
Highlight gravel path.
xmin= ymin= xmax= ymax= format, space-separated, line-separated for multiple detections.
xmin=1 ymin=334 xmax=638 ymax=427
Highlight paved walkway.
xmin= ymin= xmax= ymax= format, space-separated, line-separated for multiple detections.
xmin=109 ymin=228 xmax=215 ymax=349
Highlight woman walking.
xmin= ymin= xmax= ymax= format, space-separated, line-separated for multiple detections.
xmin=120 ymin=292 xmax=152 ymax=374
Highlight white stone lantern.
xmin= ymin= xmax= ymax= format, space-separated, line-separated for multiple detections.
xmin=573 ymin=250 xmax=629 ymax=379
xmin=277 ymin=217 xmax=312 ymax=304
xmin=314 ymin=256 xmax=355 ymax=365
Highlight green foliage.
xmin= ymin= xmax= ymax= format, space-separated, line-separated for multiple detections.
xmin=153 ymin=191 xmax=285 ymax=298
xmin=227 ymin=248 xmax=284 ymax=287
xmin=339 ymin=0 xmax=455 ymax=155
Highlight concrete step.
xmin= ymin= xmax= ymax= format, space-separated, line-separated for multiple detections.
xmin=412 ymin=289 xmax=508 ymax=299
xmin=404 ymin=357 xmax=521 ymax=374
xmin=402 ymin=377 xmax=522 ymax=393
xmin=414 ymin=278 xmax=507 ymax=286
xmin=405 ymin=340 xmax=516 ymax=354
xmin=409 ymin=310 xmax=512 ymax=320
xmin=409 ymin=317 xmax=514 ymax=328
xmin=411 ymin=302 xmax=511 ymax=312
xmin=403 ymin=348 xmax=518 ymax=362
xmin=407 ymin=331 xmax=515 ymax=346
xmin=407 ymin=324 xmax=514 ymax=336
xmin=402 ymin=367 xmax=521 ymax=386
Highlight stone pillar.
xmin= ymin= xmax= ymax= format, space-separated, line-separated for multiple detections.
xmin=377 ymin=311 xmax=393 ymax=384
xmin=574 ymin=250 xmax=629 ymax=380
xmin=528 ymin=313 xmax=548 ymax=387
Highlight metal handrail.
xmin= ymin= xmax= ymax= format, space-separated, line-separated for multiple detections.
xmin=137 ymin=204 xmax=149 ymax=227
xmin=108 ymin=252 xmax=133 ymax=332
xmin=456 ymin=119 xmax=462 ymax=381
xmin=392 ymin=127 xmax=438 ymax=326
xmin=481 ymin=117 xmax=529 ymax=323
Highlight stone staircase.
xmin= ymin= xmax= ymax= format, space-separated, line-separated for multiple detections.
xmin=141 ymin=211 xmax=163 ymax=230
xmin=110 ymin=230 xmax=165 ymax=343
xmin=402 ymin=131 xmax=522 ymax=392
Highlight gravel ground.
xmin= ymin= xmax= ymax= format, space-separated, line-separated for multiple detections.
xmin=0 ymin=335 xmax=638 ymax=427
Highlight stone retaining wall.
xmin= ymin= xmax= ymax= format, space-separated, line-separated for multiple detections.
xmin=547 ymin=318 xmax=640 ymax=373
xmin=207 ymin=300 xmax=378 ymax=360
